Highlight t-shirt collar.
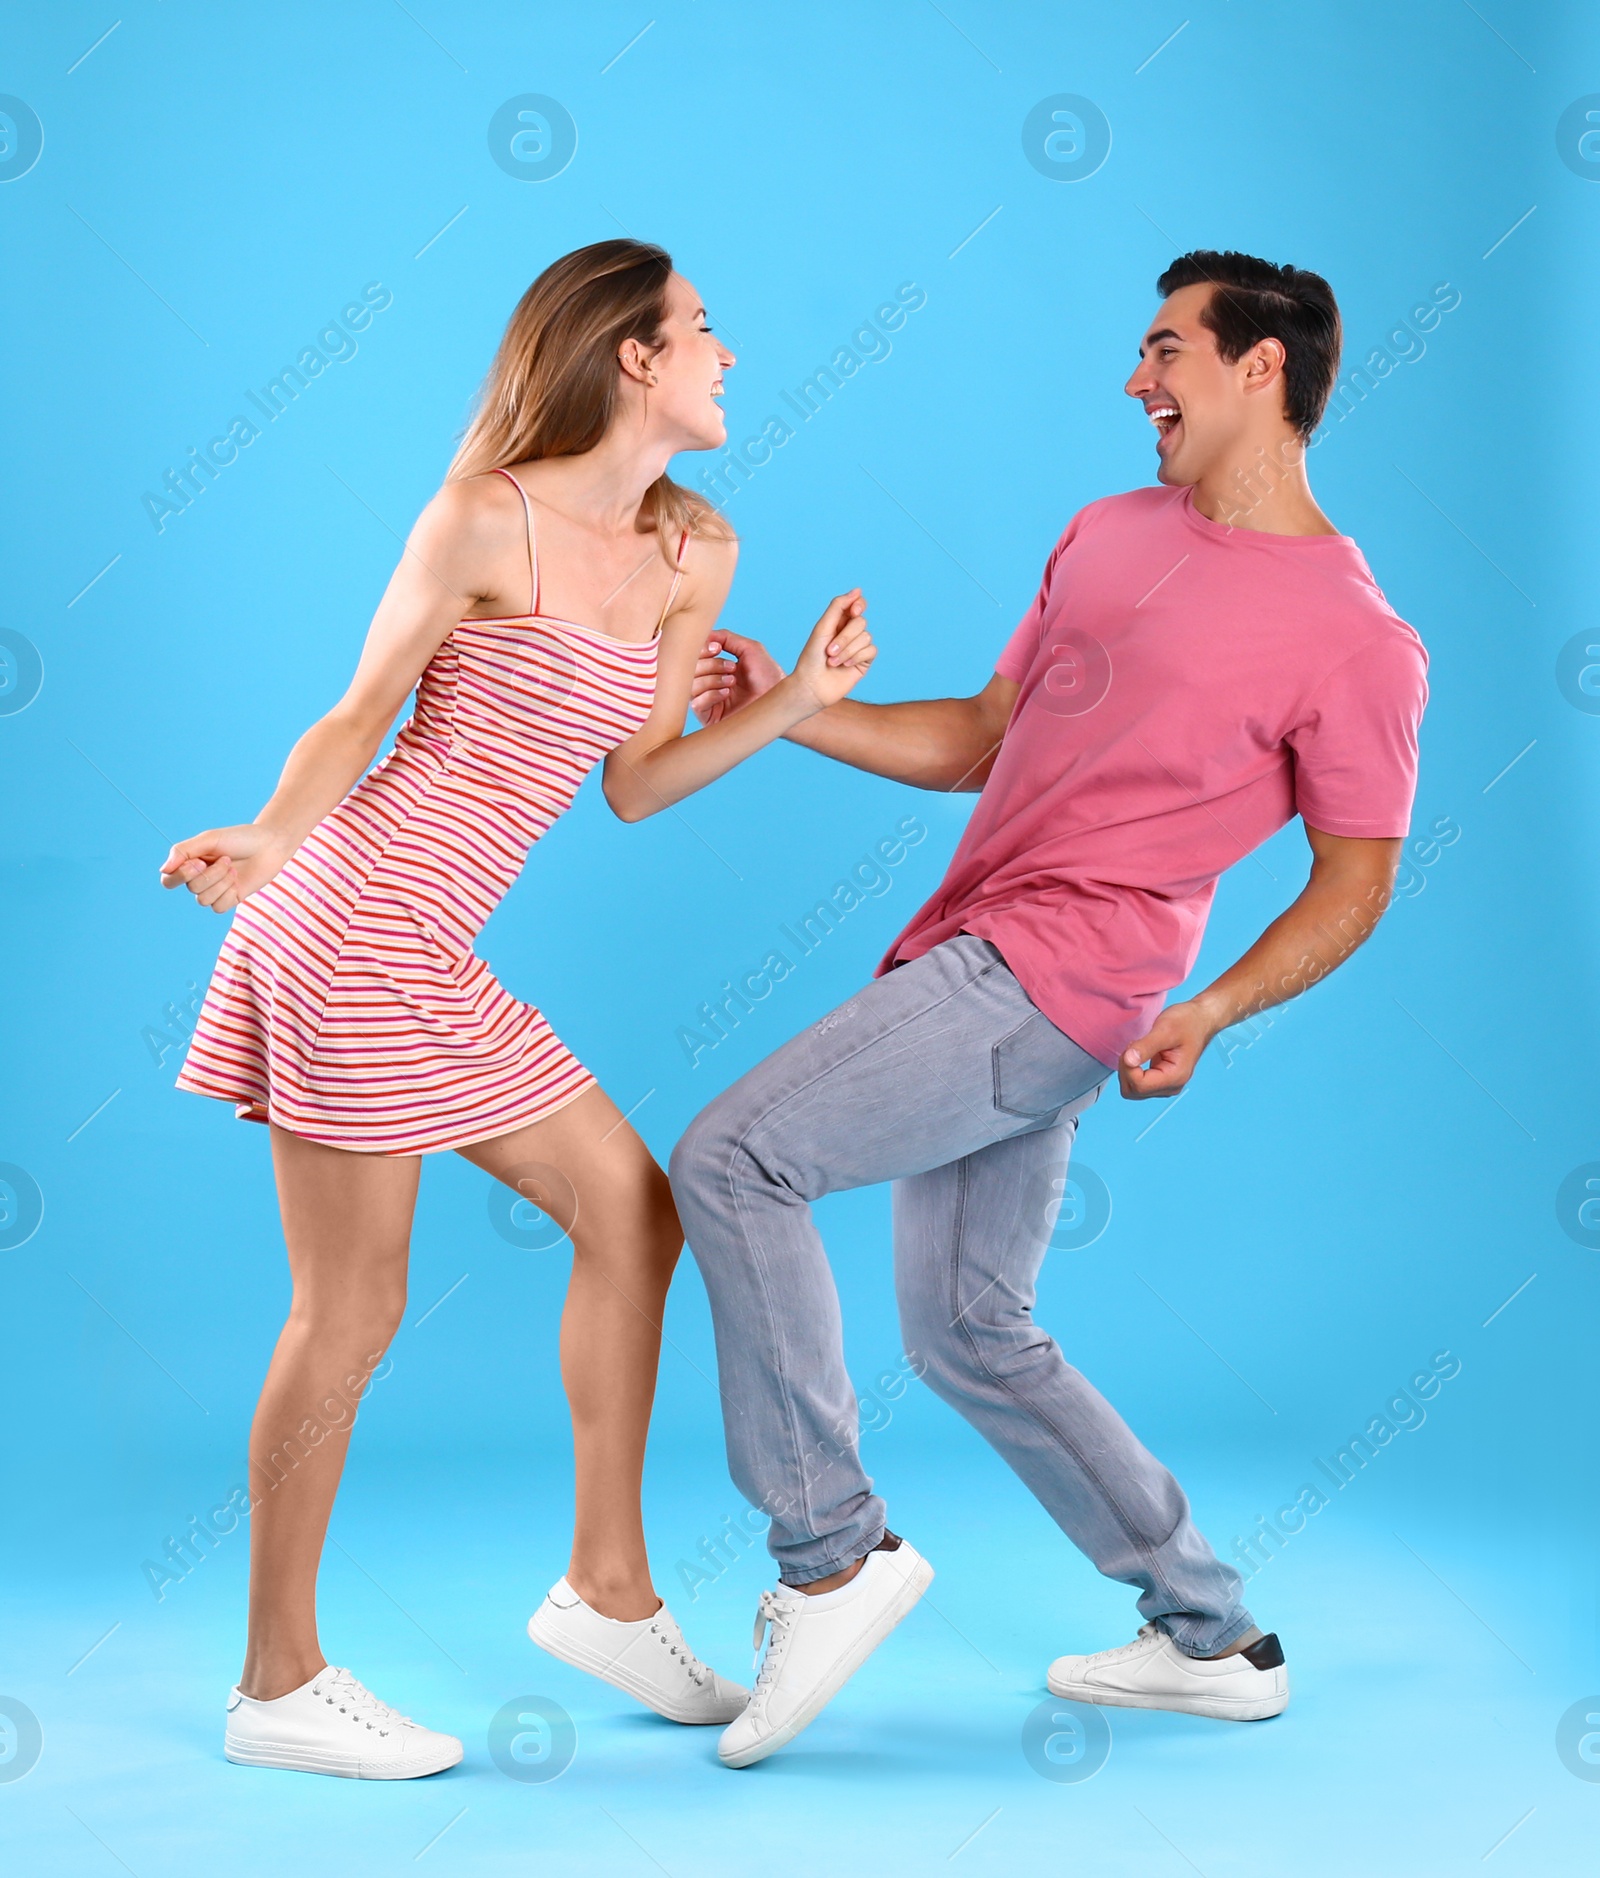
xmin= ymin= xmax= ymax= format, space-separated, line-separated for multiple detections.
xmin=1175 ymin=482 xmax=1356 ymax=550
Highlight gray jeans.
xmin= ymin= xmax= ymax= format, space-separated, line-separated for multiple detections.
xmin=670 ymin=933 xmax=1253 ymax=1657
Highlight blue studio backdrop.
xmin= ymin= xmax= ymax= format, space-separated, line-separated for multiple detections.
xmin=2 ymin=3 xmax=1597 ymax=1874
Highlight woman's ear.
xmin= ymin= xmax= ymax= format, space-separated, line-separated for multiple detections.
xmin=618 ymin=337 xmax=658 ymax=387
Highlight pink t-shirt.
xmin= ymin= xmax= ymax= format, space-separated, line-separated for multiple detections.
xmin=877 ymin=485 xmax=1429 ymax=1066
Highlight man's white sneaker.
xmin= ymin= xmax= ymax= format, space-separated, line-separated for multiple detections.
xmin=1046 ymin=1624 xmax=1289 ymax=1720
xmin=224 ymin=1666 xmax=463 ymax=1777
xmin=718 ymin=1537 xmax=934 ymax=1769
xmin=527 ymin=1579 xmax=748 ymax=1724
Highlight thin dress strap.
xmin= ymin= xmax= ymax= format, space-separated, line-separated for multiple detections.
xmin=655 ymin=527 xmax=691 ymax=631
xmin=493 ymin=467 xmax=538 ymax=616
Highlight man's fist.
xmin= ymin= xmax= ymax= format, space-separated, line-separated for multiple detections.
xmin=1118 ymin=1000 xmax=1215 ymax=1100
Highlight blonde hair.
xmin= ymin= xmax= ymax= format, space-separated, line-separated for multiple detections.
xmin=448 ymin=238 xmax=733 ymax=554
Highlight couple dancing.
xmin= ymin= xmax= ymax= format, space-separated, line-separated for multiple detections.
xmin=162 ymin=238 xmax=1426 ymax=1776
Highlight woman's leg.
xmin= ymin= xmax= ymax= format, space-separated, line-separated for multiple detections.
xmin=459 ymin=1084 xmax=681 ymax=1622
xmin=238 ymin=1125 xmax=420 ymax=1699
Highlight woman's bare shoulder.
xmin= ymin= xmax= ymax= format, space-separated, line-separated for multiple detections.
xmin=409 ymin=470 xmax=525 ymax=555
xmin=681 ymin=489 xmax=737 ymax=546
xmin=679 ymin=523 xmax=738 ymax=601
xmin=429 ymin=468 xmax=522 ymax=524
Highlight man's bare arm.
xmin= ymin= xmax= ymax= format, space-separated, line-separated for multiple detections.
xmin=691 ymin=628 xmax=1017 ymax=791
xmin=1119 ymin=825 xmax=1402 ymax=1100
xmin=785 ymin=679 xmax=1018 ymax=791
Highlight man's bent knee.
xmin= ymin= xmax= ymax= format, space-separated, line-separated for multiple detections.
xmin=900 ymin=1294 xmax=1054 ymax=1401
xmin=667 ymin=1101 xmax=733 ymax=1204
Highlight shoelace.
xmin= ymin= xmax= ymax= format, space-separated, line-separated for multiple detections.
xmin=647 ymin=1616 xmax=711 ymax=1689
xmin=1092 ymin=1624 xmax=1165 ymax=1662
xmin=309 ymin=1668 xmax=412 ymax=1738
xmin=749 ymin=1589 xmax=799 ymax=1697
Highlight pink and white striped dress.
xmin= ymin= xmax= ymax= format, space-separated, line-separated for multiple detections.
xmin=178 ymin=468 xmax=680 ymax=1155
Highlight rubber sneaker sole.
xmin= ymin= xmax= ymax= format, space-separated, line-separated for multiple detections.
xmin=1043 ymin=1672 xmax=1288 ymax=1721
xmin=223 ymin=1734 xmax=463 ymax=1778
xmin=526 ymin=1605 xmax=744 ymax=1725
xmin=719 ymin=1551 xmax=935 ymax=1768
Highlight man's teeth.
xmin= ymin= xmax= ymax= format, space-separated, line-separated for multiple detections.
xmin=1148 ymin=405 xmax=1180 ymax=432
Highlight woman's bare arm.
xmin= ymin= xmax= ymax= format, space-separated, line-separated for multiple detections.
xmin=692 ymin=627 xmax=1018 ymax=791
xmin=160 ymin=477 xmax=505 ymax=912
xmin=601 ymin=540 xmax=878 ymax=821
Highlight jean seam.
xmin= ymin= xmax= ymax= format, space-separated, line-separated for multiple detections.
xmin=992 ymin=1012 xmax=1063 ymax=1119
xmin=719 ymin=944 xmax=1007 ymax=1568
xmin=727 ymin=952 xmax=1012 ymax=1209
xmin=993 ymin=1017 xmax=1110 ymax=1121
xmin=1164 ymin=1611 xmax=1256 ymax=1658
xmin=778 ymin=1525 xmax=887 ymax=1589
xmin=944 ymin=1141 xmax=1191 ymax=1621
xmin=725 ymin=1149 xmax=820 ymax=1555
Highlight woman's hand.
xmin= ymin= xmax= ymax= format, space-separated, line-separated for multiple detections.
xmin=159 ymin=824 xmax=290 ymax=914
xmin=786 ymin=590 xmax=875 ymax=712
xmin=691 ymin=628 xmax=785 ymax=726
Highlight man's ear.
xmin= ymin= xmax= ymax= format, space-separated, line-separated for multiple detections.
xmin=1242 ymin=336 xmax=1287 ymax=397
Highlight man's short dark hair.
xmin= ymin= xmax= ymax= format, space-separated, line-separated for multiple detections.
xmin=1156 ymin=251 xmax=1341 ymax=438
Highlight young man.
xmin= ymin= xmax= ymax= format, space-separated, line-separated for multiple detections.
xmin=672 ymin=252 xmax=1428 ymax=1768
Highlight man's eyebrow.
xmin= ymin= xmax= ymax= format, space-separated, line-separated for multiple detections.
xmin=1138 ymin=326 xmax=1183 ymax=355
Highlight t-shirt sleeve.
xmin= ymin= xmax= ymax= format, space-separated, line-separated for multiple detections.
xmin=995 ymin=511 xmax=1086 ymax=682
xmin=1287 ymin=630 xmax=1429 ymax=838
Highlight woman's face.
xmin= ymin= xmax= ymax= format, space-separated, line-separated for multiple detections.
xmin=642 ymin=273 xmax=735 ymax=450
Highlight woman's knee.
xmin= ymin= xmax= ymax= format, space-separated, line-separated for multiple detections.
xmin=634 ymin=1162 xmax=685 ymax=1271
xmin=566 ymin=1154 xmax=682 ymax=1290
xmin=287 ymin=1274 xmax=408 ymax=1354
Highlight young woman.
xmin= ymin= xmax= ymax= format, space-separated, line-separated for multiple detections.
xmin=161 ymin=240 xmax=875 ymax=1779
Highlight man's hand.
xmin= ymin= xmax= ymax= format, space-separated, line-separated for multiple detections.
xmin=1118 ymin=1000 xmax=1213 ymax=1100
xmin=1117 ymin=827 xmax=1402 ymax=1102
xmin=690 ymin=629 xmax=785 ymax=726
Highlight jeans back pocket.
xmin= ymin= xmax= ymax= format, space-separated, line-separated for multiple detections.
xmin=992 ymin=1009 xmax=1108 ymax=1120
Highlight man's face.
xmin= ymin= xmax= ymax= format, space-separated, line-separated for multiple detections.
xmin=1124 ymin=282 xmax=1258 ymax=486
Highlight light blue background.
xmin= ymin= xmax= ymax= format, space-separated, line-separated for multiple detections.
xmin=2 ymin=2 xmax=1596 ymax=1872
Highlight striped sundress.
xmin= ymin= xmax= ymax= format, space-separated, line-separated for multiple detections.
xmin=177 ymin=468 xmax=681 ymax=1154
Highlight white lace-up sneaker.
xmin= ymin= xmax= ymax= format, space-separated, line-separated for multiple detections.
xmin=1046 ymin=1624 xmax=1289 ymax=1720
xmin=527 ymin=1578 xmax=748 ymax=1724
xmin=224 ymin=1666 xmax=464 ymax=1777
xmin=718 ymin=1537 xmax=934 ymax=1769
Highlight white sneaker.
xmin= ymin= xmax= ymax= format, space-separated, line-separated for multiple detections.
xmin=527 ymin=1579 xmax=748 ymax=1724
xmin=718 ymin=1538 xmax=935 ymax=1769
xmin=224 ymin=1666 xmax=464 ymax=1777
xmin=1046 ymin=1624 xmax=1289 ymax=1720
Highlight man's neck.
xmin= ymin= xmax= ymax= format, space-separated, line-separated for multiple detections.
xmin=1187 ymin=434 xmax=1340 ymax=537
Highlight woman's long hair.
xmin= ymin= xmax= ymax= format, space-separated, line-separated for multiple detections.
xmin=448 ymin=239 xmax=732 ymax=554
